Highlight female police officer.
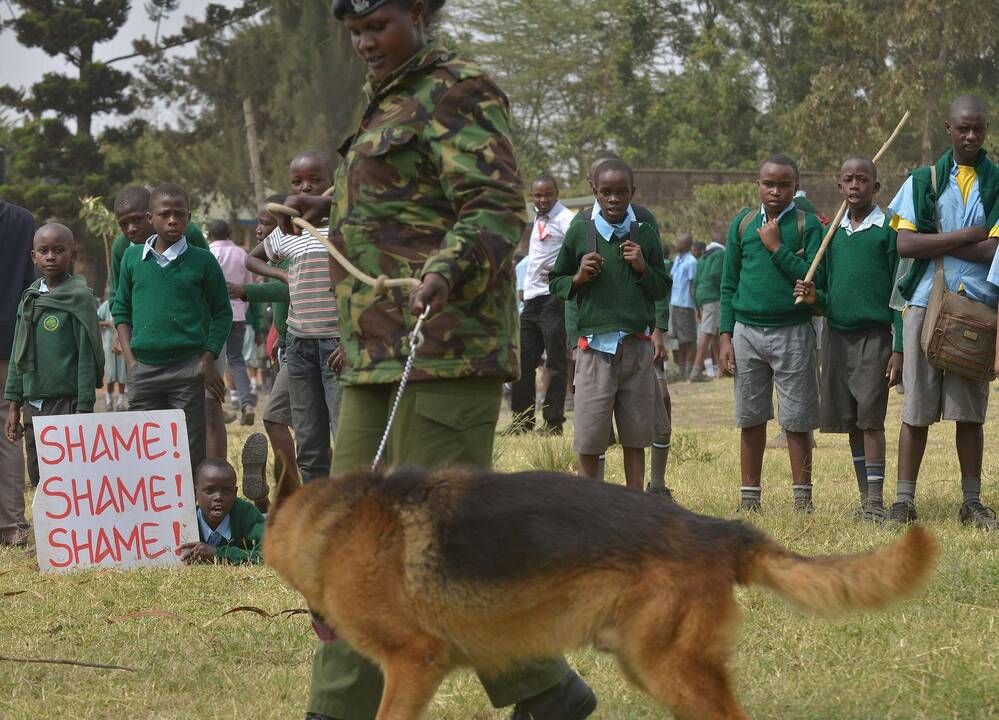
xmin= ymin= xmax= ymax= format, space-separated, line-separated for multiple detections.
xmin=295 ymin=1 xmax=598 ymax=719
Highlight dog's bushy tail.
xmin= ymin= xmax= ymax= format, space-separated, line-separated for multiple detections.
xmin=741 ymin=526 xmax=938 ymax=616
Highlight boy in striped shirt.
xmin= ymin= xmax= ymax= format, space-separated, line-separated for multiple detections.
xmin=247 ymin=150 xmax=342 ymax=483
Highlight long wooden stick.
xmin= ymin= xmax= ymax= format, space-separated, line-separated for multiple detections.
xmin=794 ymin=110 xmax=911 ymax=304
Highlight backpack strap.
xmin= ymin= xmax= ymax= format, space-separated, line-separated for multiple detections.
xmin=930 ymin=164 xmax=941 ymax=232
xmin=586 ymin=219 xmax=597 ymax=254
xmin=629 ymin=221 xmax=640 ymax=245
xmin=796 ymin=209 xmax=805 ymax=242
xmin=737 ymin=207 xmax=757 ymax=239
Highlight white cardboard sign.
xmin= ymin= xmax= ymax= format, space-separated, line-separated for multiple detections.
xmin=31 ymin=409 xmax=199 ymax=573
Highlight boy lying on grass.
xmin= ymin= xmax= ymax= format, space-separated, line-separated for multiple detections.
xmin=180 ymin=458 xmax=265 ymax=565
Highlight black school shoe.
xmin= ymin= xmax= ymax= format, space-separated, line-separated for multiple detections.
xmin=509 ymin=670 xmax=597 ymax=720
xmin=959 ymin=500 xmax=999 ymax=530
xmin=241 ymin=432 xmax=270 ymax=501
xmin=888 ymin=500 xmax=918 ymax=524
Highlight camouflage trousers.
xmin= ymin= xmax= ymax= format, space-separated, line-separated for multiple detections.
xmin=307 ymin=377 xmax=571 ymax=719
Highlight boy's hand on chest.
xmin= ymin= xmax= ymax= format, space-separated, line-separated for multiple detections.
xmin=620 ymin=239 xmax=646 ymax=274
xmin=759 ymin=219 xmax=782 ymax=254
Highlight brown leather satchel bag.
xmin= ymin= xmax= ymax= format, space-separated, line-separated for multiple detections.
xmin=918 ymin=164 xmax=997 ymax=382
xmin=920 ymin=256 xmax=997 ymax=383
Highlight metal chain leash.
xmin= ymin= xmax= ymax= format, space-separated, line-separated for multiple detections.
xmin=371 ymin=304 xmax=431 ymax=471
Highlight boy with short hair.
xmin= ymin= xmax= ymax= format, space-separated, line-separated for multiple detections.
xmin=796 ymin=157 xmax=902 ymax=523
xmin=247 ymin=150 xmax=342 ymax=484
xmin=550 ymin=159 xmax=669 ymax=490
xmin=113 ymin=184 xmax=231 ymax=475
xmin=890 ymin=95 xmax=999 ymax=530
xmin=208 ymin=219 xmax=256 ymax=425
xmin=179 ymin=458 xmax=265 ymax=565
xmin=718 ymin=154 xmax=824 ymax=512
xmin=4 ymin=223 xmax=104 ymax=487
xmin=689 ymin=233 xmax=725 ymax=382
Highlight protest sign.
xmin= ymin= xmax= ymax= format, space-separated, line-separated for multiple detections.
xmin=31 ymin=409 xmax=198 ymax=573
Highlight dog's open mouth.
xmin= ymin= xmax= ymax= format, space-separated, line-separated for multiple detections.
xmin=310 ymin=610 xmax=338 ymax=643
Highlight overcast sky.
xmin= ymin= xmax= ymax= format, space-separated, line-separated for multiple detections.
xmin=0 ymin=0 xmax=245 ymax=132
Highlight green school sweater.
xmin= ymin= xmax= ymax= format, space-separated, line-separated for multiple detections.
xmin=112 ymin=244 xmax=232 ymax=365
xmin=568 ymin=205 xmax=672 ymax=334
xmin=813 ymin=211 xmax=898 ymax=333
xmin=108 ymin=222 xmax=207 ymax=297
xmin=549 ymin=221 xmax=670 ymax=336
xmin=719 ymin=207 xmax=824 ymax=335
xmin=4 ymin=280 xmax=101 ymax=411
xmin=242 ymin=261 xmax=290 ymax=344
xmin=693 ymin=245 xmax=724 ymax=307
xmin=200 ymin=498 xmax=265 ymax=565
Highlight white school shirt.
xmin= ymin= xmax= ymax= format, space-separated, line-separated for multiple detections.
xmin=523 ymin=200 xmax=575 ymax=301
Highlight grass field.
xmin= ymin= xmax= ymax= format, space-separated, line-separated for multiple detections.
xmin=2 ymin=378 xmax=997 ymax=719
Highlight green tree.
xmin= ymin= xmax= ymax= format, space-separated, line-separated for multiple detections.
xmin=132 ymin=0 xmax=365 ymax=214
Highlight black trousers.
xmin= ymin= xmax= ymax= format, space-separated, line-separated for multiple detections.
xmin=511 ymin=294 xmax=567 ymax=430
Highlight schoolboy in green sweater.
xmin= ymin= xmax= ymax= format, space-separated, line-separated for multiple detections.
xmin=113 ymin=184 xmax=231 ymax=476
xmin=4 ymin=223 xmax=104 ymax=487
xmin=550 ymin=159 xmax=669 ymax=490
xmin=796 ymin=157 xmax=902 ymax=523
xmin=719 ymin=154 xmax=824 ymax=512
xmin=180 ymin=458 xmax=265 ymax=565
xmin=568 ymin=151 xmax=675 ymax=494
xmin=110 ymin=186 xmax=229 ymax=459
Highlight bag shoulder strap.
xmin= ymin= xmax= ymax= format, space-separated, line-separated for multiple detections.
xmin=796 ymin=209 xmax=805 ymax=242
xmin=586 ymin=219 xmax=597 ymax=254
xmin=629 ymin=221 xmax=640 ymax=246
xmin=737 ymin=207 xmax=756 ymax=240
xmin=929 ymin=164 xmax=944 ymax=271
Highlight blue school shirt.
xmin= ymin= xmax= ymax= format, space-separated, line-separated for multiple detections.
xmin=889 ymin=162 xmax=998 ymax=309
xmin=197 ymin=507 xmax=232 ymax=547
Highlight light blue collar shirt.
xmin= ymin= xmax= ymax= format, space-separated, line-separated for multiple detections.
xmin=197 ymin=507 xmax=232 ymax=547
xmin=591 ymin=202 xmax=638 ymax=241
xmin=670 ymin=252 xmax=697 ymax=309
xmin=142 ymin=235 xmax=189 ymax=268
xmin=889 ymin=162 xmax=997 ymax=308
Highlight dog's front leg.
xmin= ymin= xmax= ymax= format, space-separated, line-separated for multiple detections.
xmin=374 ymin=650 xmax=449 ymax=720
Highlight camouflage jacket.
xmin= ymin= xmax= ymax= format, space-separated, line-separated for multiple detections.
xmin=331 ymin=40 xmax=523 ymax=386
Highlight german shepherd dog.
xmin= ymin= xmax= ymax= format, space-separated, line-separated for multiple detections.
xmin=264 ymin=467 xmax=938 ymax=720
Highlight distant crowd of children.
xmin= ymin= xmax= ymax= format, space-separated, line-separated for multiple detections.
xmin=2 ymin=93 xmax=997 ymax=564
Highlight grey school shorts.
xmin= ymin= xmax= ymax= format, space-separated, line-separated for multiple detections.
xmin=820 ymin=327 xmax=892 ymax=433
xmin=670 ymin=305 xmax=697 ymax=344
xmin=902 ymin=305 xmax=989 ymax=426
xmin=732 ymin=321 xmax=819 ymax=432
xmin=699 ymin=301 xmax=720 ymax=335
xmin=262 ymin=362 xmax=293 ymax=427
xmin=573 ymin=336 xmax=655 ymax=454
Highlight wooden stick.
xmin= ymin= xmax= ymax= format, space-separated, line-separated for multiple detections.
xmin=0 ymin=654 xmax=137 ymax=672
xmin=794 ymin=111 xmax=911 ymax=304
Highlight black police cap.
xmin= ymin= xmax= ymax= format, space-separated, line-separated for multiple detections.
xmin=332 ymin=0 xmax=391 ymax=20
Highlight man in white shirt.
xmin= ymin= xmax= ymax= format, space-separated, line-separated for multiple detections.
xmin=510 ymin=175 xmax=575 ymax=434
